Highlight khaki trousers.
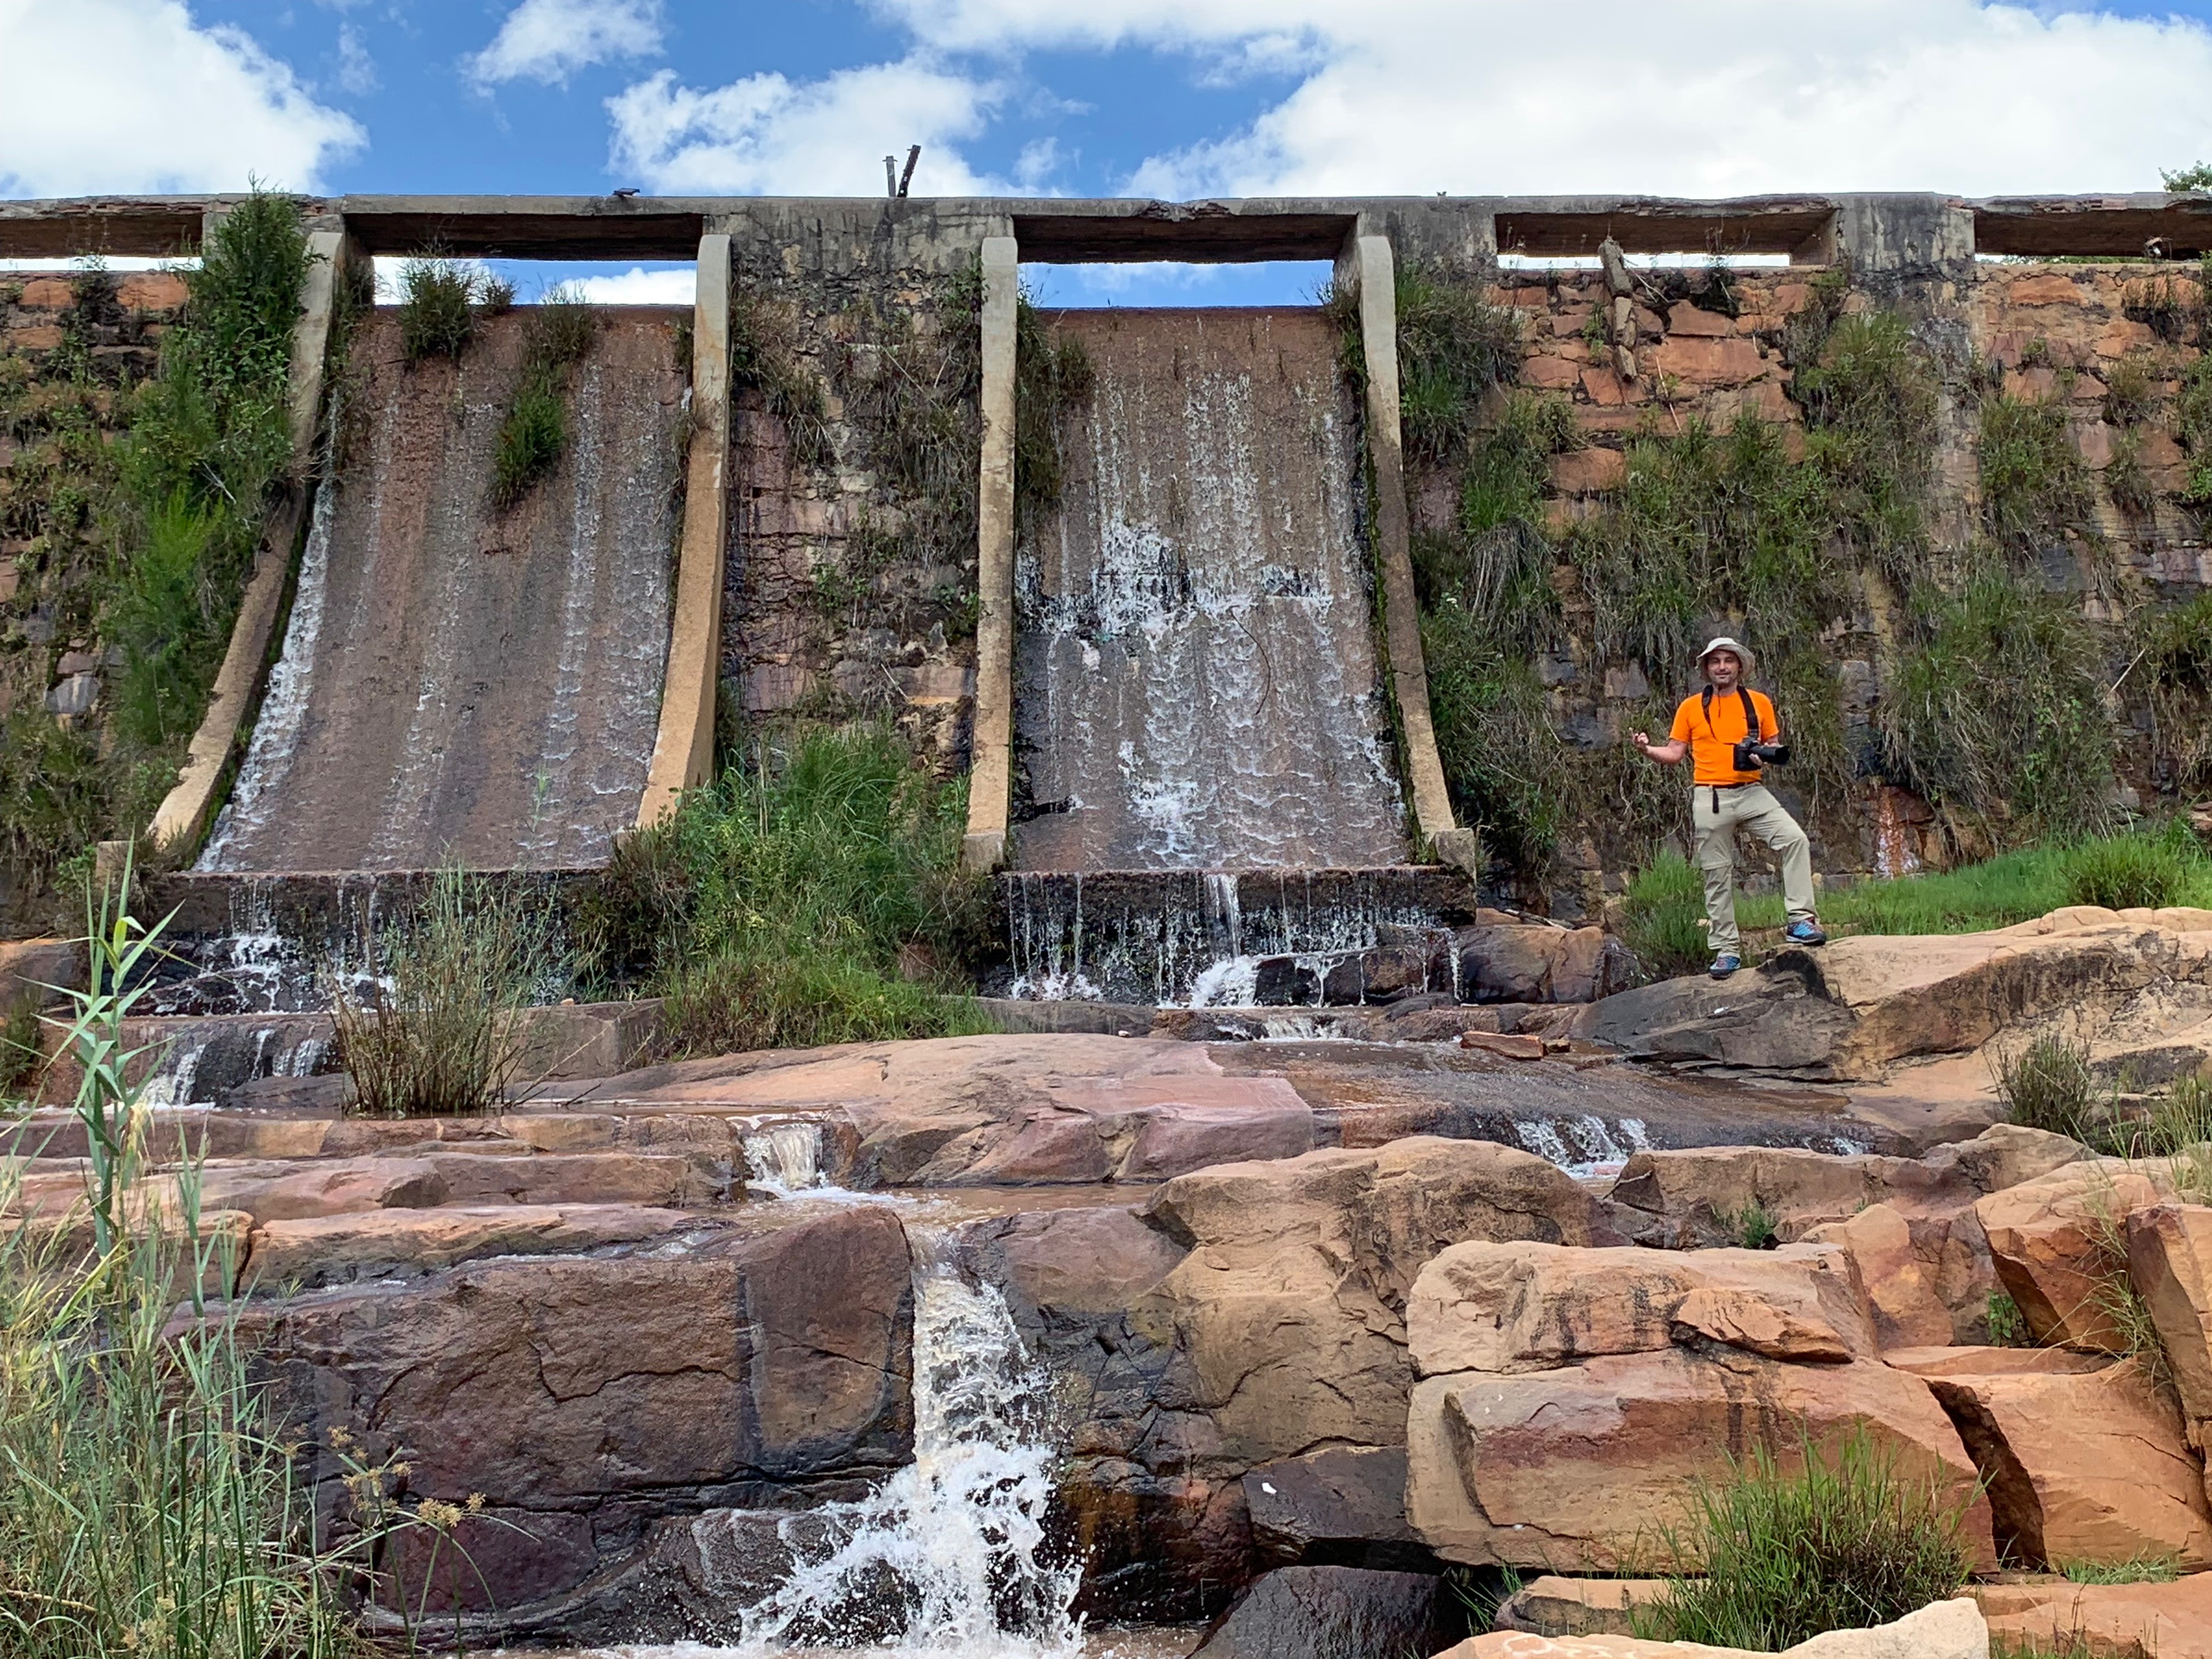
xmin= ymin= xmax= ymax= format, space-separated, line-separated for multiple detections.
xmin=1692 ymin=784 xmax=1816 ymax=953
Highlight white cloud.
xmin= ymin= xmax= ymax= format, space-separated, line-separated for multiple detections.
xmin=336 ymin=23 xmax=379 ymax=98
xmin=0 ymin=0 xmax=364 ymax=197
xmin=468 ymin=0 xmax=663 ymax=89
xmin=872 ymin=0 xmax=2212 ymax=200
xmin=565 ymin=264 xmax=696 ymax=304
xmin=605 ymin=59 xmax=1002 ymax=195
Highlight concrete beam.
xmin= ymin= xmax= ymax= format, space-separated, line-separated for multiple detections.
xmin=148 ymin=228 xmax=358 ymax=859
xmin=960 ymin=235 xmax=1021 ymax=874
xmin=637 ymin=234 xmax=734 ymax=828
xmin=1335 ymin=228 xmax=1477 ymax=876
xmin=1973 ymin=193 xmax=2212 ymax=257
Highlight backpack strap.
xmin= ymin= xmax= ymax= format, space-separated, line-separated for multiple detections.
xmin=1739 ymin=686 xmax=1760 ymax=743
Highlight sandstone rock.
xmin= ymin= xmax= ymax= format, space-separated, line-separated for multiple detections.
xmin=1407 ymin=1350 xmax=1993 ymax=1570
xmin=1459 ymin=926 xmax=1636 ymax=1005
xmin=1804 ymin=1203 xmax=1955 ymax=1349
xmin=1190 ymin=1564 xmax=1442 ymax=1659
xmin=1930 ymin=1360 xmax=2212 ymax=1571
xmin=244 ymin=1203 xmax=715 ymax=1289
xmin=1406 ymin=1241 xmax=1872 ymax=1375
xmin=1977 ymin=1159 xmax=2176 ymax=1348
xmin=1883 ymin=1344 xmax=2109 ymax=1378
xmin=1138 ymin=1138 xmax=1605 ymax=1464
xmin=1244 ymin=1446 xmax=1425 ymax=1567
xmin=1979 ymin=1572 xmax=2212 ymax=1658
xmin=1443 ymin=1594 xmax=1988 ymax=1657
xmin=2126 ymin=1203 xmax=2212 ymax=1449
xmin=1492 ymin=1576 xmax=1667 ymax=1638
xmin=242 ymin=1205 xmax=915 ymax=1617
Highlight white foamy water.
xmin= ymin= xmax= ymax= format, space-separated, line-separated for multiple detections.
xmin=742 ymin=1121 xmax=826 ymax=1196
xmin=589 ymin=1243 xmax=1081 ymax=1659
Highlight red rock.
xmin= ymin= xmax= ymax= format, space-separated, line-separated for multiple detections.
xmin=15 ymin=277 xmax=71 ymax=308
xmin=1977 ymin=1160 xmax=2176 ymax=1348
xmin=1664 ymin=303 xmax=1733 ymax=338
xmin=1522 ymin=354 xmax=1582 ymax=390
xmin=1931 ymin=1361 xmax=2212 ymax=1571
xmin=1641 ymin=335 xmax=1766 ymax=387
xmin=1462 ymin=1030 xmax=1544 ymax=1060
xmin=116 ymin=271 xmax=188 ymax=312
xmin=1979 ymin=1572 xmax=2212 ymax=1658
xmin=2007 ymin=273 xmax=2089 ymax=306
xmin=1548 ymin=448 xmax=1626 ymax=494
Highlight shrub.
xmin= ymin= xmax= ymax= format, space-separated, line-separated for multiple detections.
xmin=1978 ymin=391 xmax=2098 ymax=554
xmin=489 ymin=289 xmax=598 ymax=510
xmin=576 ymin=725 xmax=996 ymax=1057
xmin=2179 ymin=353 xmax=2212 ymax=507
xmin=329 ymin=866 xmax=555 ymax=1116
xmin=1995 ymin=1032 xmax=2096 ymax=1139
xmin=1641 ymin=1427 xmax=1974 ymax=1650
xmin=1622 ymin=852 xmax=1711 ymax=980
xmin=397 ymin=255 xmax=478 ymax=360
xmin=1422 ymin=605 xmax=1570 ymax=872
xmin=1373 ymin=260 xmax=1523 ymax=465
xmin=1724 ymin=1201 xmax=1779 ymax=1250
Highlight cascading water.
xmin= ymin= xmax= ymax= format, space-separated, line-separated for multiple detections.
xmin=596 ymin=1241 xmax=1080 ymax=1659
xmin=741 ymin=1121 xmax=827 ymax=1196
xmin=1009 ymin=308 xmax=1407 ymax=874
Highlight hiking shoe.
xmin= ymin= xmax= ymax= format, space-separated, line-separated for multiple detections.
xmin=1708 ymin=953 xmax=1741 ymax=979
xmin=1784 ymin=920 xmax=1829 ymax=946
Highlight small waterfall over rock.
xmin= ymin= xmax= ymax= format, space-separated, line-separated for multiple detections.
xmin=741 ymin=1121 xmax=826 ymax=1196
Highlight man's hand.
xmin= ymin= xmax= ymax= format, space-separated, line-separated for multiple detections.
xmin=1632 ymin=731 xmax=1650 ymax=750
xmin=1634 ymin=731 xmax=1687 ymax=765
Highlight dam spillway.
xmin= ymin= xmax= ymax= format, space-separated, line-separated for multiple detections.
xmin=198 ymin=305 xmax=682 ymax=874
xmin=1009 ymin=307 xmax=1409 ymax=874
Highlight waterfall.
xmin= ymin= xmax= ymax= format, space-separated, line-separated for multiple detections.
xmin=741 ymin=1122 xmax=826 ymax=1196
xmin=709 ymin=1240 xmax=1081 ymax=1656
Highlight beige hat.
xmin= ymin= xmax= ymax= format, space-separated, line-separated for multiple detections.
xmin=1698 ymin=635 xmax=1756 ymax=680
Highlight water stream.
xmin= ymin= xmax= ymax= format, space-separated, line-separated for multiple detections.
xmin=589 ymin=1241 xmax=1082 ymax=1658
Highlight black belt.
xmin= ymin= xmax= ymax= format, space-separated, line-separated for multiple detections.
xmin=1707 ymin=781 xmax=1759 ymax=811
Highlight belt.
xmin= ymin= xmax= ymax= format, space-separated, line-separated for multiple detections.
xmin=1705 ymin=781 xmax=1760 ymax=811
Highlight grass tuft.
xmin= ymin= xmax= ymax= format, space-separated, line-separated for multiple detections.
xmin=1621 ymin=851 xmax=1711 ymax=980
xmin=489 ymin=287 xmax=598 ymax=511
xmin=1994 ymin=1032 xmax=2096 ymax=1139
xmin=329 ymin=865 xmax=556 ymax=1116
xmin=397 ymin=254 xmax=478 ymax=361
xmin=2058 ymin=1553 xmax=2180 ymax=1584
xmin=1640 ymin=1426 xmax=1974 ymax=1651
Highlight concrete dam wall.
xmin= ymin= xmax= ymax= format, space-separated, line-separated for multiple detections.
xmin=1011 ymin=307 xmax=1408 ymax=872
xmin=199 ymin=306 xmax=681 ymax=874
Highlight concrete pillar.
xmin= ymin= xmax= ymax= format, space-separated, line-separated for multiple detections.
xmin=1334 ymin=228 xmax=1480 ymax=875
xmin=147 ymin=225 xmax=358 ymax=858
xmin=637 ymin=232 xmax=735 ymax=827
xmin=960 ymin=234 xmax=1020 ymax=873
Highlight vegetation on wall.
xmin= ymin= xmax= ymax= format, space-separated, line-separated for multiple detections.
xmin=489 ymin=288 xmax=598 ymax=510
xmin=0 ymin=190 xmax=313 ymax=922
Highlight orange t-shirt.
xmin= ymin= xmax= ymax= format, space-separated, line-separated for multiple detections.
xmin=1669 ymin=687 xmax=1781 ymax=787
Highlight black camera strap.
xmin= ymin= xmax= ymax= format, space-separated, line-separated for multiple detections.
xmin=1700 ymin=685 xmax=1762 ymax=816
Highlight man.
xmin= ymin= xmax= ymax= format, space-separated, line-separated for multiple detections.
xmin=1632 ymin=636 xmax=1827 ymax=978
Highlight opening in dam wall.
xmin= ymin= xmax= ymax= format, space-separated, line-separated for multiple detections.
xmin=197 ymin=303 xmax=682 ymax=875
xmin=1009 ymin=307 xmax=1409 ymax=874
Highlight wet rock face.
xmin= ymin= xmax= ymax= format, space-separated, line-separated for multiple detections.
xmin=241 ymin=1206 xmax=916 ymax=1622
xmin=1189 ymin=1564 xmax=1447 ymax=1659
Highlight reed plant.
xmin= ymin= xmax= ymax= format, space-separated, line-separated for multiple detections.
xmin=328 ymin=865 xmax=554 ymax=1116
xmin=1639 ymin=1426 xmax=1974 ymax=1650
xmin=0 ymin=866 xmax=382 ymax=1657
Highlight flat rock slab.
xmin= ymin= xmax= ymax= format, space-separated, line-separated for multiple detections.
xmin=1442 ymin=1596 xmax=1986 ymax=1656
xmin=244 ymin=1202 xmax=719 ymax=1289
xmin=1980 ymin=1572 xmax=2212 ymax=1658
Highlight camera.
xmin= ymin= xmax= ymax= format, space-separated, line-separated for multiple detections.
xmin=1733 ymin=736 xmax=1791 ymax=771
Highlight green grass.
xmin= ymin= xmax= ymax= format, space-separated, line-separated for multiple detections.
xmin=1639 ymin=1427 xmax=1974 ymax=1651
xmin=1620 ymin=823 xmax=2212 ymax=981
xmin=2059 ymin=1553 xmax=2180 ymax=1584
xmin=329 ymin=865 xmax=556 ymax=1116
xmin=1994 ymin=1032 xmax=2097 ymax=1139
xmin=397 ymin=254 xmax=478 ymax=360
xmin=1723 ymin=1201 xmax=1780 ymax=1250
xmin=489 ymin=290 xmax=598 ymax=511
xmin=576 ymin=724 xmax=997 ymax=1057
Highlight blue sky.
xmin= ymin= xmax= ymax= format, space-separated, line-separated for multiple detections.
xmin=5 ymin=0 xmax=2212 ymax=306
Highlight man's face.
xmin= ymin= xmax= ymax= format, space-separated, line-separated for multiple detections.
xmin=1706 ymin=650 xmax=1742 ymax=687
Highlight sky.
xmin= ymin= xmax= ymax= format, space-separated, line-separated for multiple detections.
xmin=3 ymin=0 xmax=2211 ymax=306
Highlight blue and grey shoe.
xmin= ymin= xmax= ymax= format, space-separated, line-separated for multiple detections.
xmin=1784 ymin=919 xmax=1829 ymax=946
xmin=1708 ymin=952 xmax=1741 ymax=979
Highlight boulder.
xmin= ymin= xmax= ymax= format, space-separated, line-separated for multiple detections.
xmin=1406 ymin=1241 xmax=1874 ymax=1376
xmin=1492 ymin=1576 xmax=1667 ymax=1638
xmin=240 ymin=1205 xmax=916 ymax=1620
xmin=1803 ymin=1203 xmax=1955 ymax=1350
xmin=2126 ymin=1203 xmax=2212 ymax=1451
xmin=1882 ymin=1345 xmax=2109 ymax=1379
xmin=1440 ymin=1594 xmax=1988 ymax=1657
xmin=1189 ymin=1564 xmax=1443 ymax=1659
xmin=1977 ymin=1159 xmax=2177 ymax=1348
xmin=1408 ymin=1349 xmax=1994 ymax=1571
xmin=1243 ymin=1446 xmax=1427 ymax=1568
xmin=1137 ymin=1138 xmax=1606 ymax=1465
xmin=1458 ymin=926 xmax=1637 ymax=1005
xmin=1979 ymin=1572 xmax=2212 ymax=1658
xmin=1928 ymin=1361 xmax=2212 ymax=1571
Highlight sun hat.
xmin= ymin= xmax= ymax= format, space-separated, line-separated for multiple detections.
xmin=1697 ymin=635 xmax=1756 ymax=680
